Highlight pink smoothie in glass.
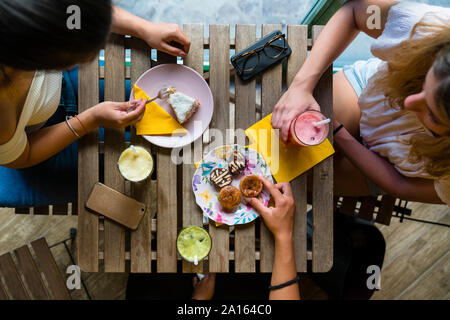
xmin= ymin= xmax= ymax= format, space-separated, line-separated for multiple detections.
xmin=290 ymin=110 xmax=329 ymax=146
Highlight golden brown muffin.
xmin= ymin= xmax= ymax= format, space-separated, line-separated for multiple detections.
xmin=239 ymin=174 xmax=263 ymax=198
xmin=218 ymin=185 xmax=242 ymax=212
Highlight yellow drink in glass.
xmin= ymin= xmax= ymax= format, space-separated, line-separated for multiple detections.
xmin=118 ymin=145 xmax=153 ymax=182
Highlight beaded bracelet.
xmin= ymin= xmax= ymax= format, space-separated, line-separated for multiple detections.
xmin=268 ymin=275 xmax=300 ymax=291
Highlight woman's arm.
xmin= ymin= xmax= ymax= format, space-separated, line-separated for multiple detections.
xmin=246 ymin=177 xmax=300 ymax=300
xmin=270 ymin=235 xmax=299 ymax=300
xmin=272 ymin=0 xmax=398 ymax=142
xmin=111 ymin=6 xmax=190 ymax=57
xmin=334 ymin=124 xmax=443 ymax=204
xmin=3 ymin=100 xmax=146 ymax=169
xmin=293 ymin=0 xmax=397 ymax=92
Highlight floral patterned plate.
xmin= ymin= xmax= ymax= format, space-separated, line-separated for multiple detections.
xmin=192 ymin=144 xmax=274 ymax=225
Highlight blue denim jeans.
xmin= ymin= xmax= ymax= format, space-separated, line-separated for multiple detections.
xmin=0 ymin=66 xmax=131 ymax=207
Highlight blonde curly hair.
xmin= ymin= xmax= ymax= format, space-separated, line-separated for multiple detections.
xmin=373 ymin=15 xmax=450 ymax=178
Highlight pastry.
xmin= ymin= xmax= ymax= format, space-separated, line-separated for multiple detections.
xmin=218 ymin=185 xmax=242 ymax=212
xmin=168 ymin=91 xmax=200 ymax=124
xmin=239 ymin=174 xmax=263 ymax=197
xmin=227 ymin=150 xmax=246 ymax=175
xmin=210 ymin=168 xmax=232 ymax=189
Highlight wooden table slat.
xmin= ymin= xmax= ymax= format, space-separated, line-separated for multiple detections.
xmin=155 ymin=51 xmax=179 ymax=273
xmin=208 ymin=24 xmax=231 ymax=273
xmin=156 ymin=149 xmax=178 ymax=273
xmin=182 ymin=24 xmax=205 ymax=274
xmin=103 ymin=34 xmax=127 ymax=273
xmin=0 ymin=253 xmax=29 ymax=300
xmin=77 ymin=51 xmax=100 ymax=272
xmin=259 ymin=24 xmax=283 ymax=273
xmin=234 ymin=24 xmax=257 ymax=273
xmin=286 ymin=25 xmax=309 ymax=273
xmin=31 ymin=238 xmax=71 ymax=300
xmin=311 ymin=25 xmax=334 ymax=273
xmin=14 ymin=245 xmax=49 ymax=300
xmin=0 ymin=283 xmax=7 ymax=300
xmin=129 ymin=37 xmax=154 ymax=273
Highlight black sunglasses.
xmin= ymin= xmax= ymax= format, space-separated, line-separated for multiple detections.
xmin=233 ymin=33 xmax=287 ymax=75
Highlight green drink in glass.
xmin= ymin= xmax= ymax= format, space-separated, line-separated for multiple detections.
xmin=176 ymin=226 xmax=212 ymax=265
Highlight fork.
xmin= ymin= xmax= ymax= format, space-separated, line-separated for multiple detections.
xmin=145 ymin=86 xmax=176 ymax=105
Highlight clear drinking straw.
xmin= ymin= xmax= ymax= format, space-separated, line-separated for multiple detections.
xmin=130 ymin=145 xmax=138 ymax=155
xmin=313 ymin=118 xmax=331 ymax=127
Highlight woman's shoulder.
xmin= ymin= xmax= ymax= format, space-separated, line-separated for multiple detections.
xmin=371 ymin=1 xmax=450 ymax=60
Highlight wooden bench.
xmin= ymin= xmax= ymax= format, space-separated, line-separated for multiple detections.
xmin=14 ymin=203 xmax=77 ymax=215
xmin=0 ymin=238 xmax=71 ymax=300
xmin=335 ymin=195 xmax=412 ymax=226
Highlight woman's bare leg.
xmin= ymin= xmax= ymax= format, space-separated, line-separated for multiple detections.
xmin=332 ymin=70 xmax=361 ymax=137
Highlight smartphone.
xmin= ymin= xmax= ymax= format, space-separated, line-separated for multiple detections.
xmin=86 ymin=182 xmax=146 ymax=230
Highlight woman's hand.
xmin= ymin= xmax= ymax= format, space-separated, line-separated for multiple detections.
xmin=140 ymin=22 xmax=191 ymax=58
xmin=111 ymin=7 xmax=191 ymax=58
xmin=271 ymin=88 xmax=321 ymax=143
xmin=89 ymin=99 xmax=146 ymax=129
xmin=192 ymin=273 xmax=216 ymax=300
xmin=245 ymin=176 xmax=295 ymax=242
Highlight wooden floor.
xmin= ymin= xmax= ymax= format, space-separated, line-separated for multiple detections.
xmin=0 ymin=202 xmax=448 ymax=300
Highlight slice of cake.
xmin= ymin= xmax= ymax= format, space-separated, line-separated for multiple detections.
xmin=167 ymin=91 xmax=200 ymax=124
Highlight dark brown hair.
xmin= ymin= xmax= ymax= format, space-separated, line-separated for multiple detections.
xmin=0 ymin=0 xmax=112 ymax=71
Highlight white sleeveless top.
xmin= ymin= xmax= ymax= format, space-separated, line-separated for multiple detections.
xmin=358 ymin=1 xmax=450 ymax=205
xmin=0 ymin=70 xmax=62 ymax=165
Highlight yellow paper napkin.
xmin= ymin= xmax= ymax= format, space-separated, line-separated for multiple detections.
xmin=133 ymin=85 xmax=187 ymax=136
xmin=245 ymin=113 xmax=335 ymax=182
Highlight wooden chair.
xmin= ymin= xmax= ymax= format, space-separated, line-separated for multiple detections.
xmin=335 ymin=195 xmax=412 ymax=226
xmin=0 ymin=238 xmax=71 ymax=300
xmin=14 ymin=203 xmax=77 ymax=215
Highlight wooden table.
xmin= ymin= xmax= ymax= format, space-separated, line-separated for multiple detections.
xmin=77 ymin=24 xmax=333 ymax=274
